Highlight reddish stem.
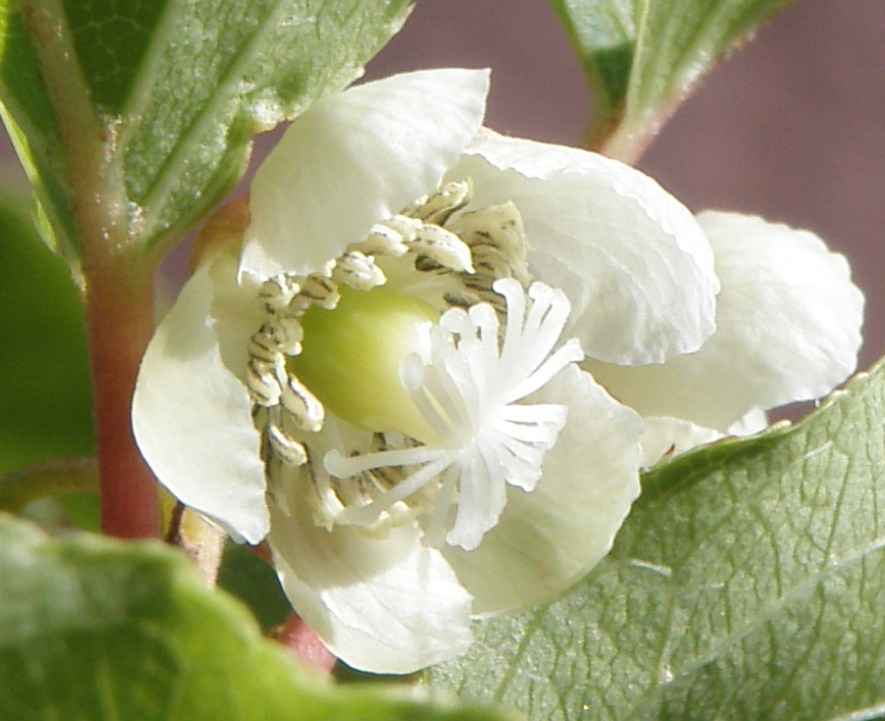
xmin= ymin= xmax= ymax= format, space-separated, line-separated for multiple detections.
xmin=84 ymin=254 xmax=161 ymax=538
xmin=18 ymin=0 xmax=163 ymax=539
xmin=272 ymin=614 xmax=338 ymax=674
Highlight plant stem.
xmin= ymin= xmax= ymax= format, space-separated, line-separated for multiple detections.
xmin=0 ymin=458 xmax=98 ymax=513
xmin=581 ymin=95 xmax=687 ymax=165
xmin=272 ymin=614 xmax=337 ymax=674
xmin=581 ymin=112 xmax=655 ymax=166
xmin=18 ymin=0 xmax=164 ymax=540
xmin=83 ymin=253 xmax=161 ymax=538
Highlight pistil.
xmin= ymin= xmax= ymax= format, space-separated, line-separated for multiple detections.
xmin=246 ymin=181 xmax=577 ymax=551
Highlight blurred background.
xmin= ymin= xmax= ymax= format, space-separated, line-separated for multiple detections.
xmin=1 ymin=0 xmax=882 ymax=482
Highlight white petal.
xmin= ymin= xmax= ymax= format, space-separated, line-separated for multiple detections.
xmin=268 ymin=496 xmax=473 ymax=674
xmin=639 ymin=417 xmax=723 ymax=469
xmin=242 ymin=69 xmax=490 ymax=278
xmin=132 ymin=265 xmax=269 ymax=543
xmin=586 ymin=212 xmax=864 ymax=429
xmin=442 ymin=365 xmax=642 ymax=615
xmin=449 ymin=130 xmax=718 ymax=364
xmin=208 ymin=253 xmax=266 ymax=376
xmin=727 ymin=407 xmax=768 ymax=437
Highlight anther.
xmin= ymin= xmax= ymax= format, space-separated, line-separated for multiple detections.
xmin=332 ymin=251 xmax=387 ymax=290
xmin=353 ymin=215 xmax=422 ymax=257
xmin=246 ymin=358 xmax=283 ymax=407
xmin=289 ymin=273 xmax=340 ymax=314
xmin=267 ymin=317 xmax=303 ymax=356
xmin=248 ymin=324 xmax=283 ymax=364
xmin=402 ymin=180 xmax=471 ymax=225
xmin=266 ymin=423 xmax=308 ymax=466
xmin=258 ymin=275 xmax=300 ymax=314
xmin=448 ymin=202 xmax=531 ymax=284
xmin=280 ymin=373 xmax=324 ymax=431
xmin=407 ymin=224 xmax=474 ymax=273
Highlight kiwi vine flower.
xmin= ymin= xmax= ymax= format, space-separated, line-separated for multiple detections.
xmin=133 ymin=68 xmax=863 ymax=673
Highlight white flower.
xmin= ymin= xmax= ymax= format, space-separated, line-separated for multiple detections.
xmin=585 ymin=211 xmax=864 ymax=464
xmin=132 ymin=68 xmax=862 ymax=673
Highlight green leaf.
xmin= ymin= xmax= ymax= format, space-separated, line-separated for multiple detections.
xmin=217 ymin=541 xmax=291 ymax=633
xmin=549 ymin=0 xmax=634 ymax=130
xmin=0 ymin=0 xmax=410 ymax=261
xmin=0 ymin=193 xmax=94 ymax=476
xmin=425 ymin=360 xmax=885 ymax=720
xmin=551 ymin=0 xmax=795 ymax=160
xmin=0 ymin=513 xmax=518 ymax=721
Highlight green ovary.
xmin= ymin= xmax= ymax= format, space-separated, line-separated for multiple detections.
xmin=289 ymin=286 xmax=439 ymax=442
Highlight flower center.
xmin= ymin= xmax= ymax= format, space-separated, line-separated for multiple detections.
xmin=323 ymin=278 xmax=583 ymax=550
xmin=289 ymin=286 xmax=439 ymax=442
xmin=247 ymin=180 xmax=580 ymax=549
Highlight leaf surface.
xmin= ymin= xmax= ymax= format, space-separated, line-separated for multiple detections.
xmin=551 ymin=0 xmax=795 ymax=158
xmin=426 ymin=361 xmax=885 ymax=720
xmin=0 ymin=194 xmax=93 ymax=476
xmin=0 ymin=0 xmax=410 ymax=259
xmin=0 ymin=513 xmax=517 ymax=721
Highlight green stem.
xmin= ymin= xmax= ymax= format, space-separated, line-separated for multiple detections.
xmin=581 ymin=110 xmax=656 ymax=165
xmin=0 ymin=458 xmax=98 ymax=513
xmin=581 ymin=94 xmax=686 ymax=165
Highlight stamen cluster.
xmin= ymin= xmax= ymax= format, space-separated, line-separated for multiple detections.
xmin=243 ymin=180 xmax=574 ymax=550
xmin=325 ymin=278 xmax=583 ymax=550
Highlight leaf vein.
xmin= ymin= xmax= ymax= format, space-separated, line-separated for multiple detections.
xmin=136 ymin=0 xmax=293 ymax=238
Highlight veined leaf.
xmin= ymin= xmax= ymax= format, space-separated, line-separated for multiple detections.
xmin=426 ymin=360 xmax=885 ymax=720
xmin=0 ymin=0 xmax=410 ymax=261
xmin=0 ymin=513 xmax=516 ymax=721
xmin=551 ymin=0 xmax=795 ymax=160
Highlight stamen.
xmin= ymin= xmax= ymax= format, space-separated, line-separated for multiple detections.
xmin=258 ymin=275 xmax=299 ymax=314
xmin=341 ymin=456 xmax=454 ymax=527
xmin=267 ymin=423 xmax=308 ymax=466
xmin=331 ymin=251 xmax=386 ymax=290
xmin=322 ymin=277 xmax=580 ymax=551
xmin=407 ymin=224 xmax=474 ymax=273
xmin=267 ymin=317 xmax=304 ymax=356
xmin=402 ymin=180 xmax=471 ymax=225
xmin=448 ymin=202 xmax=531 ymax=285
xmin=280 ymin=374 xmax=324 ymax=431
xmin=353 ymin=215 xmax=421 ymax=257
xmin=325 ymin=445 xmax=451 ymax=477
xmin=291 ymin=272 xmax=339 ymax=312
xmin=250 ymin=181 xmax=571 ymax=548
xmin=248 ymin=325 xmax=283 ymax=364
xmin=246 ymin=358 xmax=282 ymax=407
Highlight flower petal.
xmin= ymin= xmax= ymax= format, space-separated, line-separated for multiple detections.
xmin=442 ymin=365 xmax=642 ymax=615
xmin=242 ymin=68 xmax=490 ymax=279
xmin=132 ymin=265 xmax=269 ymax=543
xmin=586 ymin=212 xmax=864 ymax=429
xmin=449 ymin=130 xmax=718 ymax=364
xmin=639 ymin=408 xmax=769 ymax=470
xmin=639 ymin=416 xmax=723 ymax=469
xmin=268 ymin=494 xmax=473 ymax=674
xmin=727 ymin=407 xmax=768 ymax=437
